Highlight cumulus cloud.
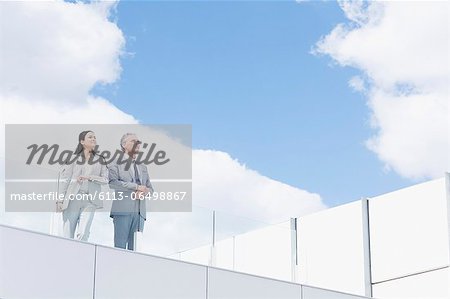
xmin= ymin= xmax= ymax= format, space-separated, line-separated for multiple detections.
xmin=314 ymin=0 xmax=449 ymax=179
xmin=0 ymin=0 xmax=325 ymax=252
xmin=193 ymin=150 xmax=323 ymax=222
xmin=0 ymin=0 xmax=138 ymax=244
xmin=0 ymin=0 xmax=124 ymax=104
xmin=0 ymin=0 xmax=138 ymax=176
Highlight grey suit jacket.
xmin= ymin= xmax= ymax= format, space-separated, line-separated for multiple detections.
xmin=58 ymin=154 xmax=109 ymax=210
xmin=108 ymin=156 xmax=154 ymax=231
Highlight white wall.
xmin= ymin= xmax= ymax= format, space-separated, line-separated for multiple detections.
xmin=207 ymin=267 xmax=301 ymax=299
xmin=169 ymin=176 xmax=450 ymax=298
xmin=302 ymin=286 xmax=369 ymax=299
xmin=297 ymin=200 xmax=367 ymax=296
xmin=0 ymin=225 xmax=96 ymax=299
xmin=3 ymin=176 xmax=448 ymax=298
xmin=296 ymin=176 xmax=450 ymax=298
xmin=369 ymin=178 xmax=449 ymax=282
xmin=0 ymin=224 xmax=369 ymax=299
xmin=372 ymin=267 xmax=449 ymax=299
xmin=94 ymin=246 xmax=207 ymax=299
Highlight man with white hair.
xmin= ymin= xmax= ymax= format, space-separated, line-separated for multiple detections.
xmin=109 ymin=133 xmax=154 ymax=250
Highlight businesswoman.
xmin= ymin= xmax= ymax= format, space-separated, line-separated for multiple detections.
xmin=57 ymin=130 xmax=108 ymax=241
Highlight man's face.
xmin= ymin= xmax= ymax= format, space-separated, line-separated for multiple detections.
xmin=123 ymin=135 xmax=141 ymax=157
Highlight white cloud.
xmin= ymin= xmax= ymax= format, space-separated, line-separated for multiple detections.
xmin=1 ymin=95 xmax=137 ymax=124
xmin=0 ymin=0 xmax=326 ymax=251
xmin=0 ymin=1 xmax=124 ymax=104
xmin=193 ymin=150 xmax=324 ymax=222
xmin=314 ymin=0 xmax=449 ymax=179
xmin=0 ymin=0 xmax=138 ymax=244
xmin=348 ymin=75 xmax=366 ymax=93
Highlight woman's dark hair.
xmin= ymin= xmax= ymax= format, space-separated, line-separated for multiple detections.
xmin=74 ymin=130 xmax=94 ymax=156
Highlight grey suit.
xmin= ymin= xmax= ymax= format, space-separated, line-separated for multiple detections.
xmin=59 ymin=157 xmax=108 ymax=210
xmin=58 ymin=155 xmax=108 ymax=241
xmin=109 ymin=157 xmax=153 ymax=250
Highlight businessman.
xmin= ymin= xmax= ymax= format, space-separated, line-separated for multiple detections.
xmin=109 ymin=133 xmax=154 ymax=250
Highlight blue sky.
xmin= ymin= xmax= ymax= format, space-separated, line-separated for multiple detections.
xmin=92 ymin=1 xmax=412 ymax=207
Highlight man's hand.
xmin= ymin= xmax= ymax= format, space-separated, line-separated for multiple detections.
xmin=136 ymin=185 xmax=149 ymax=193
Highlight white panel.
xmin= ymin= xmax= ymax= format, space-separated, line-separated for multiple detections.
xmin=369 ymin=178 xmax=450 ymax=282
xmin=214 ymin=237 xmax=235 ymax=270
xmin=297 ymin=201 xmax=366 ymax=296
xmin=179 ymin=243 xmax=212 ymax=265
xmin=302 ymin=286 xmax=368 ymax=299
xmin=233 ymin=224 xmax=292 ymax=281
xmin=0 ymin=212 xmax=52 ymax=235
xmin=94 ymin=246 xmax=207 ymax=299
xmin=208 ymin=267 xmax=301 ymax=299
xmin=0 ymin=225 xmax=95 ymax=299
xmin=373 ymin=268 xmax=450 ymax=299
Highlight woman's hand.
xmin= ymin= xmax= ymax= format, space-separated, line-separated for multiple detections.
xmin=77 ymin=175 xmax=90 ymax=183
xmin=56 ymin=200 xmax=64 ymax=213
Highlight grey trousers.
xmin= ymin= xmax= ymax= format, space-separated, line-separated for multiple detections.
xmin=113 ymin=213 xmax=140 ymax=251
xmin=62 ymin=198 xmax=96 ymax=241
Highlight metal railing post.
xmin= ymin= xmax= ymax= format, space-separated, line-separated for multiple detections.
xmin=362 ymin=197 xmax=373 ymax=297
xmin=210 ymin=210 xmax=216 ymax=267
xmin=290 ymin=217 xmax=299 ymax=283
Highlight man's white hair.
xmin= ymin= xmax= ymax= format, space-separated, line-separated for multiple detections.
xmin=120 ymin=132 xmax=137 ymax=149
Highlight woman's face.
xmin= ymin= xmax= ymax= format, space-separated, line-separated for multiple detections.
xmin=81 ymin=131 xmax=96 ymax=150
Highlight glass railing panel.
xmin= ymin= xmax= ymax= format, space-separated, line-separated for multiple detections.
xmin=1 ymin=157 xmax=59 ymax=235
xmin=137 ymin=204 xmax=214 ymax=262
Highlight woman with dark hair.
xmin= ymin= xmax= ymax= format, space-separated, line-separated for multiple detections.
xmin=57 ymin=130 xmax=108 ymax=241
